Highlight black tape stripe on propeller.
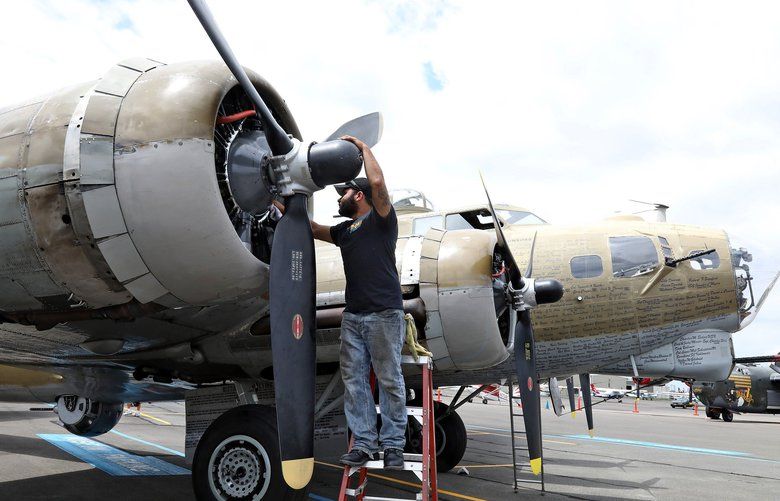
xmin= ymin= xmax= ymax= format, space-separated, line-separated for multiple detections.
xmin=269 ymin=193 xmax=316 ymax=488
xmin=187 ymin=0 xmax=293 ymax=155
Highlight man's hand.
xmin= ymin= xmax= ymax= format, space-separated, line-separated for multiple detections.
xmin=340 ymin=135 xmax=392 ymax=218
xmin=341 ymin=135 xmax=368 ymax=152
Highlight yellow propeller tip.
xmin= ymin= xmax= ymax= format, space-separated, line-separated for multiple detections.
xmin=530 ymin=458 xmax=542 ymax=476
xmin=281 ymin=457 xmax=314 ymax=490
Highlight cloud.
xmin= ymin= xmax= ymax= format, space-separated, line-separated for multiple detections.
xmin=1 ymin=0 xmax=779 ymax=357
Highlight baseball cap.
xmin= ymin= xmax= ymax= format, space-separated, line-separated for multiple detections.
xmin=335 ymin=177 xmax=372 ymax=201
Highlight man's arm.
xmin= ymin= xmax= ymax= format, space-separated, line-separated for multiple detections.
xmin=311 ymin=220 xmax=334 ymax=243
xmin=341 ymin=135 xmax=392 ymax=217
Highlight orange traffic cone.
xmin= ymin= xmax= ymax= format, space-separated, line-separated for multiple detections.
xmin=694 ymin=403 xmax=699 ymax=416
xmin=633 ymin=399 xmax=639 ymax=413
xmin=577 ymin=396 xmax=582 ymax=411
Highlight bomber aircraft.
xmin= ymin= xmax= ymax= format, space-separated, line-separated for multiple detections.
xmin=0 ymin=0 xmax=776 ymax=499
xmin=694 ymin=354 xmax=780 ymax=421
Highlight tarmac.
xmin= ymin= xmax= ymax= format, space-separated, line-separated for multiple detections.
xmin=0 ymin=395 xmax=779 ymax=500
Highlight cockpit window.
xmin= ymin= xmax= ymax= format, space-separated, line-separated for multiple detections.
xmin=412 ymin=215 xmax=443 ymax=236
xmin=609 ymin=236 xmax=659 ymax=278
xmin=445 ymin=209 xmax=495 ymax=230
xmin=688 ymin=249 xmax=720 ymax=270
xmin=570 ymin=255 xmax=603 ymax=279
xmin=445 ymin=209 xmax=546 ymax=231
xmin=445 ymin=213 xmax=473 ymax=230
xmin=496 ymin=210 xmax=546 ymax=225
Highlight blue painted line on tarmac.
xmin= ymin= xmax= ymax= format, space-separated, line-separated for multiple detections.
xmin=558 ymin=434 xmax=751 ymax=457
xmin=109 ymin=429 xmax=186 ymax=457
xmin=308 ymin=494 xmax=334 ymax=501
xmin=467 ymin=425 xmax=761 ymax=460
xmin=38 ymin=434 xmax=190 ymax=476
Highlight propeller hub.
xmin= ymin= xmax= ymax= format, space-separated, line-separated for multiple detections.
xmin=308 ymin=140 xmax=363 ymax=188
xmin=225 ymin=127 xmax=274 ymax=214
xmin=534 ymin=278 xmax=564 ymax=305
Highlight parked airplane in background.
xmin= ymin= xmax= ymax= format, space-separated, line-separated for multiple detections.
xmin=695 ymin=355 xmax=780 ymax=421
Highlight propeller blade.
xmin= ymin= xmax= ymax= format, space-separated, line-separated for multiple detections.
xmin=325 ymin=112 xmax=384 ymax=148
xmin=566 ymin=376 xmax=577 ymax=418
xmin=548 ymin=377 xmax=564 ymax=417
xmin=579 ymin=373 xmax=595 ymax=437
xmin=187 ymin=0 xmax=293 ymax=155
xmin=479 ymin=171 xmax=523 ymax=289
xmin=269 ymin=193 xmax=316 ymax=489
xmin=514 ymin=310 xmax=542 ymax=475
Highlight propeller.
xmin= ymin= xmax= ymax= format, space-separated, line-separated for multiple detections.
xmin=479 ymin=173 xmax=563 ymax=476
xmin=579 ymin=373 xmax=595 ymax=437
xmin=187 ymin=0 xmax=377 ymax=489
xmin=565 ymin=376 xmax=577 ymax=418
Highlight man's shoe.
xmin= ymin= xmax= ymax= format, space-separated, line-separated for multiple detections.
xmin=340 ymin=449 xmax=374 ymax=467
xmin=383 ymin=448 xmax=405 ymax=470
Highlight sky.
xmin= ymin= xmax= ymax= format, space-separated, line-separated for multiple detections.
xmin=0 ymin=0 xmax=778 ymax=357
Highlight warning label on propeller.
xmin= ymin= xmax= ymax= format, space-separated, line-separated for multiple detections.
xmin=291 ymin=250 xmax=303 ymax=282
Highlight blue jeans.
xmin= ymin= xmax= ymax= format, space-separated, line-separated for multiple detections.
xmin=340 ymin=309 xmax=407 ymax=454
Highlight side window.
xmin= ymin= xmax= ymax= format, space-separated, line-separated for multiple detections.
xmin=570 ymin=255 xmax=603 ymax=279
xmin=658 ymin=236 xmax=674 ymax=260
xmin=412 ymin=215 xmax=443 ymax=236
xmin=688 ymin=249 xmax=720 ymax=270
xmin=609 ymin=236 xmax=659 ymax=278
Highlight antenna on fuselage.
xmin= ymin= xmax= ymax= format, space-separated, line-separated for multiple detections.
xmin=629 ymin=200 xmax=670 ymax=222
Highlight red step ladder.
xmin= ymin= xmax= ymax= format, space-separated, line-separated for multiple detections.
xmin=338 ymin=355 xmax=438 ymax=501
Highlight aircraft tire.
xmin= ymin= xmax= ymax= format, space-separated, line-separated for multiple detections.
xmin=61 ymin=400 xmax=123 ymax=437
xmin=403 ymin=400 xmax=467 ymax=472
xmin=721 ymin=409 xmax=734 ymax=422
xmin=192 ymin=404 xmax=309 ymax=501
xmin=705 ymin=407 xmax=721 ymax=419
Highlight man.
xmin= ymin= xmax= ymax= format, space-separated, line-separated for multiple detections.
xmin=311 ymin=135 xmax=406 ymax=470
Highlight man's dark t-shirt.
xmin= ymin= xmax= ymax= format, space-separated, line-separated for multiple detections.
xmin=330 ymin=208 xmax=403 ymax=313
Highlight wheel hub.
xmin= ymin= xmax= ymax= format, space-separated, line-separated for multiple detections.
xmin=215 ymin=443 xmax=263 ymax=498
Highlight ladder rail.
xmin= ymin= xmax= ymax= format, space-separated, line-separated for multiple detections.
xmin=507 ymin=378 xmax=545 ymax=492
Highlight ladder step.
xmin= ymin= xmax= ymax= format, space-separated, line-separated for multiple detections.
xmin=363 ymin=496 xmax=420 ymax=501
xmin=375 ymin=405 xmax=423 ymax=417
xmin=400 ymin=355 xmax=431 ymax=365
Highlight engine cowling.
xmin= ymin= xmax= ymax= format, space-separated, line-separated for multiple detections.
xmin=55 ymin=395 xmax=123 ymax=437
xmin=0 ymin=58 xmax=300 ymax=319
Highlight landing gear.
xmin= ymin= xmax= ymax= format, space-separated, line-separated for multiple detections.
xmin=192 ymin=405 xmax=308 ymax=501
xmin=55 ymin=395 xmax=123 ymax=437
xmin=405 ymin=401 xmax=467 ymax=472
xmin=705 ymin=407 xmax=721 ymax=420
xmin=721 ymin=409 xmax=734 ymax=422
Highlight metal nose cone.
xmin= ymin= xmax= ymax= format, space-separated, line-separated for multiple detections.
xmin=534 ymin=278 xmax=564 ymax=304
xmin=308 ymin=140 xmax=363 ymax=188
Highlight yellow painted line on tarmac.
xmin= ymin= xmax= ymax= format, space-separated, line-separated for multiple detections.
xmin=138 ymin=412 xmax=171 ymax=426
xmin=314 ymin=460 xmax=487 ymax=501
xmin=458 ymin=463 xmax=513 ymax=468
